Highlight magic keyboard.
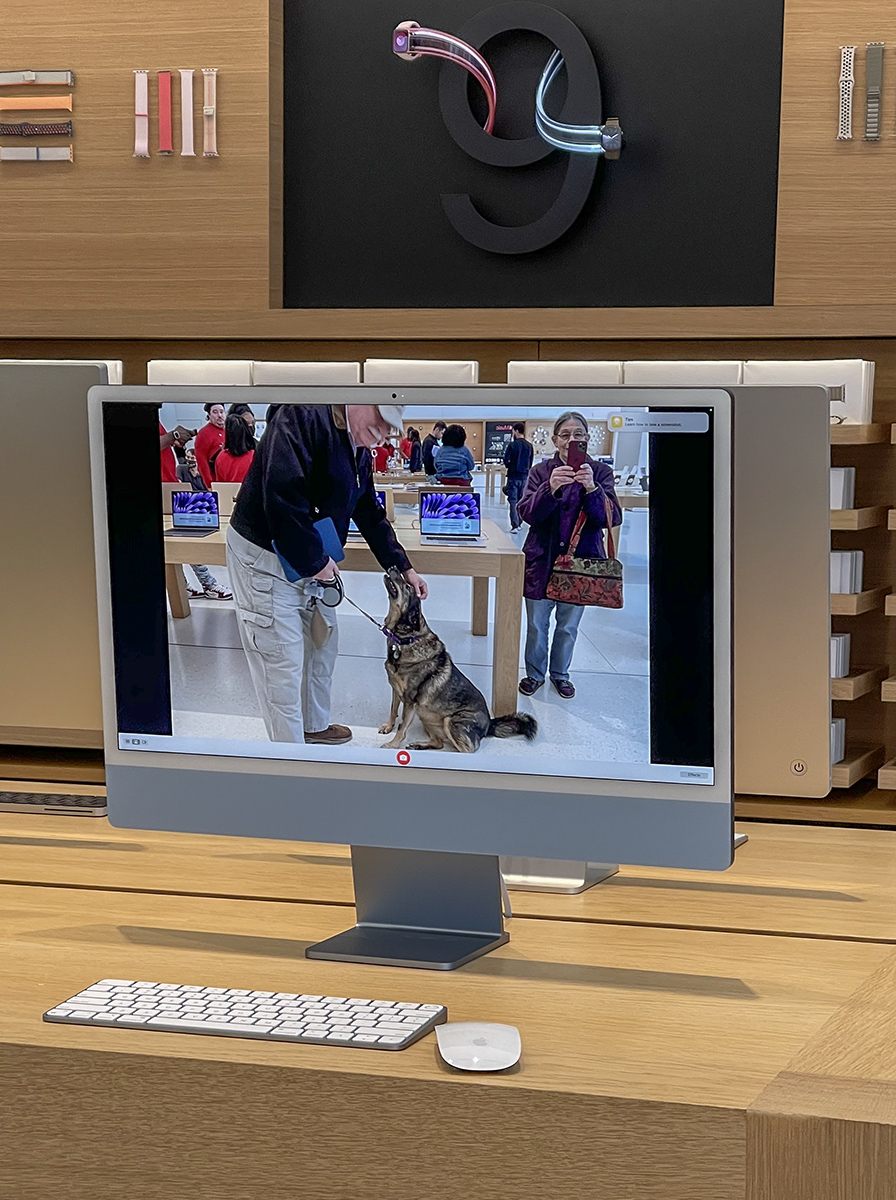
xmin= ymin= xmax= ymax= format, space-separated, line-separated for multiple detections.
xmin=44 ymin=979 xmax=448 ymax=1051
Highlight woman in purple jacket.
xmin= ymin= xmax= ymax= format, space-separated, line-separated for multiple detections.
xmin=517 ymin=411 xmax=622 ymax=700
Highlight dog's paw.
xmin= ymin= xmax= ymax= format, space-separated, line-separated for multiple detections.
xmin=408 ymin=741 xmax=441 ymax=751
xmin=381 ymin=737 xmax=403 ymax=750
xmin=378 ymin=722 xmax=395 ymax=735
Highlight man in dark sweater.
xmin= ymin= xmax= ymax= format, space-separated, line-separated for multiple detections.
xmin=502 ymin=422 xmax=534 ymax=532
xmin=422 ymin=421 xmax=447 ymax=481
xmin=228 ymin=402 xmax=427 ymax=747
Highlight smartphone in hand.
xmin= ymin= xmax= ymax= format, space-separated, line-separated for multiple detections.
xmin=566 ymin=441 xmax=587 ymax=472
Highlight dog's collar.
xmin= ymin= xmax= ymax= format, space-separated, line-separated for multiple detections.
xmin=341 ymin=593 xmax=424 ymax=646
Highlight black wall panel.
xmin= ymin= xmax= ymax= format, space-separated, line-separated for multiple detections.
xmin=283 ymin=0 xmax=784 ymax=308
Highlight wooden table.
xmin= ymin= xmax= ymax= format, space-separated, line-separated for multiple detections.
xmin=163 ymin=519 xmax=524 ymax=718
xmin=4 ymin=813 xmax=896 ymax=944
xmin=484 ymin=462 xmax=507 ymax=502
xmin=2 ymin=880 xmax=891 ymax=1200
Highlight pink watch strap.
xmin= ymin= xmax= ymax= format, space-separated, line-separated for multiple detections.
xmin=158 ymin=71 xmax=173 ymax=154
xmin=179 ymin=69 xmax=195 ymax=156
xmin=133 ymin=70 xmax=149 ymax=157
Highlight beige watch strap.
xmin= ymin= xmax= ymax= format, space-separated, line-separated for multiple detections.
xmin=202 ymin=68 xmax=218 ymax=157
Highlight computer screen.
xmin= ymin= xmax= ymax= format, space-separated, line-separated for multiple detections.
xmin=419 ymin=491 xmax=481 ymax=537
xmin=171 ymin=490 xmax=220 ymax=530
xmin=91 ymin=385 xmax=732 ymax=870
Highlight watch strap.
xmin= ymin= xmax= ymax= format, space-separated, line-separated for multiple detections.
xmin=0 ymin=94 xmax=72 ymax=112
xmin=864 ymin=42 xmax=884 ymax=140
xmin=0 ymin=119 xmax=73 ymax=136
xmin=133 ymin=70 xmax=150 ymax=158
xmin=179 ymin=69 xmax=195 ymax=156
xmin=838 ymin=45 xmax=855 ymax=140
xmin=202 ymin=68 xmax=219 ymax=156
xmin=0 ymin=70 xmax=74 ymax=87
xmin=158 ymin=70 xmax=174 ymax=154
xmin=0 ymin=145 xmax=73 ymax=161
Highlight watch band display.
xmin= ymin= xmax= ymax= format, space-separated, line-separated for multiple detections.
xmin=158 ymin=70 xmax=174 ymax=154
xmin=0 ymin=94 xmax=72 ymax=112
xmin=0 ymin=119 xmax=72 ymax=136
xmin=179 ymin=69 xmax=195 ymax=156
xmin=201 ymin=68 xmax=219 ymax=156
xmin=535 ymin=50 xmax=623 ymax=156
xmin=864 ymin=42 xmax=884 ymax=140
xmin=133 ymin=70 xmax=150 ymax=158
xmin=838 ymin=45 xmax=856 ymax=140
xmin=0 ymin=70 xmax=74 ymax=87
xmin=392 ymin=22 xmax=497 ymax=134
xmin=0 ymin=145 xmax=73 ymax=161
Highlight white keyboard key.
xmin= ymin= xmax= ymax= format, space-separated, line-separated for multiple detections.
xmin=323 ymin=997 xmax=347 ymax=1003
xmin=298 ymin=995 xmax=324 ymax=1001
xmin=327 ymin=1032 xmax=354 ymax=1041
xmin=378 ymin=1036 xmax=407 ymax=1045
xmin=116 ymin=1015 xmax=151 ymax=1025
xmin=419 ymin=1004 xmax=443 ymax=1012
xmin=249 ymin=991 xmax=276 ymax=998
xmin=273 ymin=993 xmax=299 ymax=1000
xmin=353 ymin=1035 xmax=380 ymax=1043
xmin=99 ymin=979 xmax=135 ymax=985
xmin=228 ymin=989 xmax=252 ymax=996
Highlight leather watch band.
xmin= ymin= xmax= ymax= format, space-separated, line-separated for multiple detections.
xmin=864 ymin=42 xmax=884 ymax=140
xmin=179 ymin=69 xmax=195 ymax=156
xmin=0 ymin=119 xmax=72 ymax=136
xmin=158 ymin=70 xmax=174 ymax=154
xmin=201 ymin=68 xmax=219 ymax=156
xmin=0 ymin=145 xmax=73 ymax=161
xmin=133 ymin=70 xmax=150 ymax=158
xmin=0 ymin=94 xmax=72 ymax=112
xmin=838 ymin=46 xmax=856 ymax=140
xmin=0 ymin=70 xmax=74 ymax=86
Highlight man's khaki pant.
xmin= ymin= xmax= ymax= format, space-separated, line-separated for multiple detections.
xmin=226 ymin=526 xmax=339 ymax=742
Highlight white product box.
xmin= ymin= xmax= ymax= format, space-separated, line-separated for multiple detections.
xmin=742 ymin=359 xmax=875 ymax=425
xmin=830 ymin=467 xmax=856 ymax=510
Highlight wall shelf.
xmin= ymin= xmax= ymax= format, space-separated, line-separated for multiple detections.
xmin=832 ymin=587 xmax=890 ymax=615
xmin=831 ymin=424 xmax=889 ymax=445
xmin=878 ymin=756 xmax=896 ymax=790
xmin=832 ymin=507 xmax=889 ymax=531
xmin=832 ymin=744 xmax=886 ymax=788
xmin=832 ymin=667 xmax=888 ymax=701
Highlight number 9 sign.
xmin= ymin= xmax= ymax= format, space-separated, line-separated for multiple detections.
xmin=403 ymin=3 xmax=607 ymax=254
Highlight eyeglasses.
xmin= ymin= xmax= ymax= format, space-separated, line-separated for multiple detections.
xmin=555 ymin=430 xmax=587 ymax=441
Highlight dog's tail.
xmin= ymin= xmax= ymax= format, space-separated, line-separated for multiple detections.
xmin=486 ymin=713 xmax=538 ymax=741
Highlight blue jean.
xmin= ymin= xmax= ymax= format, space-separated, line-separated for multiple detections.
xmin=525 ymin=598 xmax=585 ymax=683
xmin=506 ymin=476 xmax=525 ymax=528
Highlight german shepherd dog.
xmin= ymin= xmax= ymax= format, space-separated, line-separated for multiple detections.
xmin=379 ymin=568 xmax=537 ymax=753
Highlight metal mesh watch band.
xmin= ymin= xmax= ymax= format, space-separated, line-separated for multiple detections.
xmin=864 ymin=42 xmax=884 ymax=141
xmin=202 ymin=68 xmax=218 ymax=157
xmin=0 ymin=119 xmax=72 ymax=136
xmin=838 ymin=46 xmax=856 ymax=140
xmin=0 ymin=70 xmax=74 ymax=86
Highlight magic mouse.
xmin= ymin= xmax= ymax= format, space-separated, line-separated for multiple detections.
xmin=435 ymin=1021 xmax=521 ymax=1072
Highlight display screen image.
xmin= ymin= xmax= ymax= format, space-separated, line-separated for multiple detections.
xmin=420 ymin=491 xmax=481 ymax=536
xmin=172 ymin=490 xmax=219 ymax=529
xmin=106 ymin=398 xmax=717 ymax=789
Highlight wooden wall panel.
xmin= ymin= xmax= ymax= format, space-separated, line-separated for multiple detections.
xmin=0 ymin=0 xmax=277 ymax=311
xmin=775 ymin=2 xmax=896 ymax=306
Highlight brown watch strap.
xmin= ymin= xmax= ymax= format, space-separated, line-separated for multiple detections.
xmin=0 ymin=119 xmax=72 ymax=136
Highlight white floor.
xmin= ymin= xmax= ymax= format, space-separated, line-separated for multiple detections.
xmin=168 ymin=485 xmax=651 ymax=764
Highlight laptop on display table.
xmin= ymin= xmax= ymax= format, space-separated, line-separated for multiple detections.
xmin=164 ymin=490 xmax=220 ymax=538
xmin=419 ymin=490 xmax=485 ymax=545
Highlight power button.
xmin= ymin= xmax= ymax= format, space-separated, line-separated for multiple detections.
xmin=791 ymin=760 xmax=807 ymax=776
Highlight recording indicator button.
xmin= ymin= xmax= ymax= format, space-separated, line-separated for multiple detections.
xmin=396 ymin=751 xmax=411 ymax=766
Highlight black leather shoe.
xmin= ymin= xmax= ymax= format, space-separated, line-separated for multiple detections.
xmin=518 ymin=677 xmax=544 ymax=697
xmin=551 ymin=679 xmax=575 ymax=699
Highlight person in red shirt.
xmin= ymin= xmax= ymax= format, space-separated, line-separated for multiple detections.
xmin=399 ymin=431 xmax=412 ymax=462
xmin=213 ymin=414 xmax=256 ymax=484
xmin=194 ymin=402 xmax=226 ymax=488
xmin=372 ymin=443 xmax=390 ymax=473
xmin=159 ymin=421 xmax=195 ymax=482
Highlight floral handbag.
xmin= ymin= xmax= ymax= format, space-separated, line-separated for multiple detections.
xmin=545 ymin=500 xmax=623 ymax=609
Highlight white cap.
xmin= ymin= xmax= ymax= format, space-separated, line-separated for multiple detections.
xmin=377 ymin=403 xmax=404 ymax=430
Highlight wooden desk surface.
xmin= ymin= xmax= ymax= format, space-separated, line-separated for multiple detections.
xmin=1 ymin=882 xmax=890 ymax=1200
xmin=4 ymin=811 xmax=896 ymax=944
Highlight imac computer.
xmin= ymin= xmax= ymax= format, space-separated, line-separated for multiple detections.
xmin=89 ymin=385 xmax=733 ymax=970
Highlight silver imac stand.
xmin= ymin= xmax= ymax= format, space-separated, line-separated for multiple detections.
xmin=305 ymin=846 xmax=509 ymax=970
xmin=500 ymin=835 xmax=748 ymax=895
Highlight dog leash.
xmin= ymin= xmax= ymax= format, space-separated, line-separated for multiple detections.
xmin=313 ymin=575 xmax=421 ymax=646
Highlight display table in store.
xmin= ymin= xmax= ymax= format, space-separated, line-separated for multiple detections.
xmin=4 ymin=810 xmax=896 ymax=945
xmin=2 ymin=880 xmax=892 ymax=1200
xmin=163 ymin=518 xmax=524 ymax=717
xmin=484 ymin=461 xmax=507 ymax=500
